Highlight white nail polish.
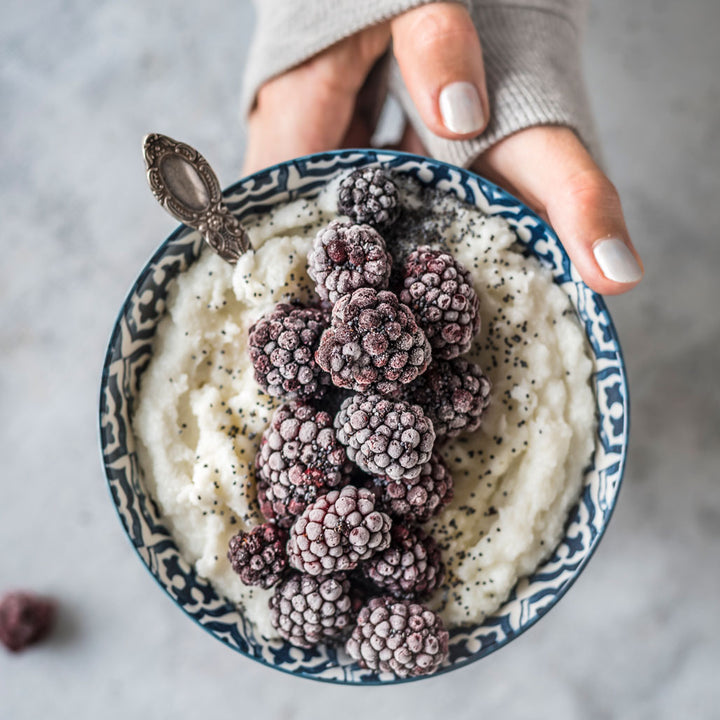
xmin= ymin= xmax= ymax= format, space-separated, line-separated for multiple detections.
xmin=438 ymin=82 xmax=484 ymax=134
xmin=593 ymin=238 xmax=643 ymax=283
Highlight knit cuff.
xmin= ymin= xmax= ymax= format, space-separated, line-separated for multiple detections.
xmin=391 ymin=3 xmax=599 ymax=166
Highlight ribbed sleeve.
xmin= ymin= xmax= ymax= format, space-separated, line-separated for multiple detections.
xmin=241 ymin=0 xmax=597 ymax=166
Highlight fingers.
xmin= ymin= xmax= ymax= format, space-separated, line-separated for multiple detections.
xmin=243 ymin=26 xmax=390 ymax=174
xmin=474 ymin=127 xmax=643 ymax=295
xmin=391 ymin=2 xmax=489 ymax=139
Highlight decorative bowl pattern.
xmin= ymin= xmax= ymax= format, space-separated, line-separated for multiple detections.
xmin=99 ymin=149 xmax=629 ymax=684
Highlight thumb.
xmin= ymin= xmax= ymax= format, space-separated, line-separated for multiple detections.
xmin=475 ymin=127 xmax=644 ymax=295
xmin=391 ymin=2 xmax=489 ymax=139
xmin=243 ymin=28 xmax=390 ymax=174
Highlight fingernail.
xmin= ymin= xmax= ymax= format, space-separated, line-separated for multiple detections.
xmin=593 ymin=238 xmax=643 ymax=283
xmin=438 ymin=81 xmax=484 ymax=134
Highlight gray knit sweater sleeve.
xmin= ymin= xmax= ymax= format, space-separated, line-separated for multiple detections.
xmin=241 ymin=0 xmax=597 ymax=168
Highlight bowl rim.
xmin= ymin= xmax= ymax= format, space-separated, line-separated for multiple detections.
xmin=99 ymin=148 xmax=629 ymax=684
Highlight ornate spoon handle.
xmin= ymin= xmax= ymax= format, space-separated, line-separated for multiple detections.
xmin=143 ymin=133 xmax=250 ymax=263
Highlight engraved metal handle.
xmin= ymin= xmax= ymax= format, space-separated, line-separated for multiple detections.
xmin=143 ymin=133 xmax=250 ymax=263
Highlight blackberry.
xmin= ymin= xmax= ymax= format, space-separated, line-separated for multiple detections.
xmin=403 ymin=358 xmax=491 ymax=440
xmin=345 ymin=596 xmax=449 ymax=678
xmin=248 ymin=303 xmax=330 ymax=400
xmin=335 ymin=394 xmax=435 ymax=481
xmin=316 ymin=288 xmax=431 ymax=396
xmin=368 ymin=450 xmax=454 ymax=523
xmin=0 ymin=592 xmax=56 ymax=652
xmin=361 ymin=524 xmax=444 ymax=600
xmin=269 ymin=572 xmax=354 ymax=648
xmin=400 ymin=247 xmax=480 ymax=359
xmin=287 ymin=485 xmax=392 ymax=576
xmin=255 ymin=402 xmax=352 ymax=527
xmin=227 ymin=523 xmax=288 ymax=589
xmin=337 ymin=167 xmax=400 ymax=229
xmin=308 ymin=220 xmax=392 ymax=304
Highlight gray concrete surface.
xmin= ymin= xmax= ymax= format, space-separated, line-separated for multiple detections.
xmin=1 ymin=1 xmax=718 ymax=717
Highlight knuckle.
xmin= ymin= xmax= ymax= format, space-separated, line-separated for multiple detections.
xmin=409 ymin=5 xmax=476 ymax=48
xmin=562 ymin=169 xmax=621 ymax=214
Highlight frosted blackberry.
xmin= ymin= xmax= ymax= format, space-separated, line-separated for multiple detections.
xmin=369 ymin=450 xmax=454 ymax=523
xmin=269 ymin=572 xmax=354 ymax=648
xmin=287 ymin=485 xmax=392 ymax=576
xmin=255 ymin=402 xmax=352 ymax=527
xmin=248 ymin=303 xmax=330 ymax=400
xmin=0 ymin=592 xmax=56 ymax=652
xmin=361 ymin=524 xmax=444 ymax=600
xmin=400 ymin=247 xmax=480 ymax=359
xmin=404 ymin=358 xmax=491 ymax=440
xmin=316 ymin=288 xmax=431 ymax=395
xmin=335 ymin=394 xmax=435 ymax=481
xmin=337 ymin=167 xmax=400 ymax=229
xmin=227 ymin=523 xmax=288 ymax=589
xmin=345 ymin=597 xmax=449 ymax=678
xmin=308 ymin=220 xmax=392 ymax=304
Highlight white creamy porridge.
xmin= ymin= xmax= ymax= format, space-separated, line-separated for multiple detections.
xmin=133 ymin=174 xmax=595 ymax=638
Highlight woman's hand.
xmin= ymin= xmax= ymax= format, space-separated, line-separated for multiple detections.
xmin=243 ymin=3 xmax=487 ymax=170
xmin=243 ymin=2 xmax=643 ymax=295
xmin=402 ymin=123 xmax=644 ymax=295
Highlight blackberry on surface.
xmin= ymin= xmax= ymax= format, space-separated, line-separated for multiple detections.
xmin=0 ymin=592 xmax=56 ymax=652
xmin=315 ymin=288 xmax=431 ymax=396
xmin=337 ymin=167 xmax=400 ymax=229
xmin=255 ymin=402 xmax=352 ymax=527
xmin=400 ymin=247 xmax=480 ymax=359
xmin=248 ymin=303 xmax=330 ymax=400
xmin=335 ymin=394 xmax=435 ymax=482
xmin=269 ymin=572 xmax=354 ymax=648
xmin=227 ymin=523 xmax=288 ymax=589
xmin=361 ymin=524 xmax=444 ymax=600
xmin=308 ymin=220 xmax=392 ymax=304
xmin=403 ymin=358 xmax=491 ymax=440
xmin=368 ymin=450 xmax=454 ymax=523
xmin=345 ymin=596 xmax=449 ymax=678
xmin=287 ymin=485 xmax=392 ymax=576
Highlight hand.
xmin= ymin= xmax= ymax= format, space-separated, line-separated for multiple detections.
xmin=403 ymin=124 xmax=644 ymax=296
xmin=243 ymin=3 xmax=487 ymax=170
xmin=476 ymin=127 xmax=644 ymax=295
xmin=243 ymin=3 xmax=643 ymax=296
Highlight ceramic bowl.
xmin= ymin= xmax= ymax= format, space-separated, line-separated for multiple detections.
xmin=99 ymin=149 xmax=629 ymax=683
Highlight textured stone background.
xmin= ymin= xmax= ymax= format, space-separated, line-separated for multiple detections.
xmin=1 ymin=1 xmax=718 ymax=717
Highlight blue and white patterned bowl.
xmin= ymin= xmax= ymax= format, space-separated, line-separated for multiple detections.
xmin=99 ymin=149 xmax=629 ymax=683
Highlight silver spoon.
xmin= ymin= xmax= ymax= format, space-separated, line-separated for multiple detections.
xmin=143 ymin=133 xmax=250 ymax=263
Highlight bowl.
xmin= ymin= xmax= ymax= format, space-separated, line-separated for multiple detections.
xmin=99 ymin=149 xmax=629 ymax=683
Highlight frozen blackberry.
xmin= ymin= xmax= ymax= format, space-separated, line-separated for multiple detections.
xmin=404 ymin=358 xmax=491 ymax=440
xmin=400 ymin=247 xmax=480 ymax=359
xmin=255 ymin=402 xmax=352 ymax=527
xmin=287 ymin=485 xmax=392 ymax=576
xmin=337 ymin=167 xmax=400 ymax=229
xmin=335 ymin=394 xmax=435 ymax=481
xmin=248 ymin=303 xmax=330 ymax=400
xmin=369 ymin=450 xmax=454 ymax=523
xmin=269 ymin=572 xmax=354 ymax=648
xmin=308 ymin=220 xmax=392 ymax=304
xmin=0 ymin=592 xmax=56 ymax=652
xmin=227 ymin=523 xmax=288 ymax=589
xmin=316 ymin=288 xmax=431 ymax=395
xmin=345 ymin=596 xmax=449 ymax=678
xmin=361 ymin=524 xmax=444 ymax=600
